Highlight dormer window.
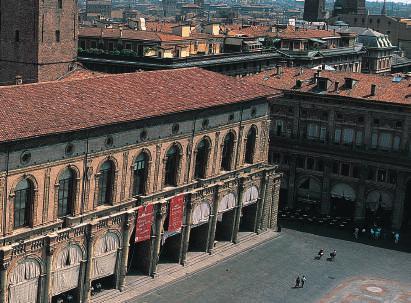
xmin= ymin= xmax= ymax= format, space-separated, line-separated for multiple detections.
xmin=344 ymin=78 xmax=357 ymax=89
xmin=317 ymin=78 xmax=329 ymax=91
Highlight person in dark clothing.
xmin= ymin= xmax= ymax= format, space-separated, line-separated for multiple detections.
xmin=295 ymin=276 xmax=300 ymax=288
xmin=301 ymin=275 xmax=306 ymax=288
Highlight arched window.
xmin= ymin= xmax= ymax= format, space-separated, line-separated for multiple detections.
xmin=221 ymin=132 xmax=235 ymax=171
xmin=245 ymin=127 xmax=257 ymax=164
xmin=14 ymin=179 xmax=34 ymax=228
xmin=133 ymin=153 xmax=148 ymax=196
xmin=165 ymin=145 xmax=180 ymax=187
xmin=98 ymin=160 xmax=115 ymax=206
xmin=58 ymin=168 xmax=75 ymax=217
xmin=194 ymin=138 xmax=210 ymax=179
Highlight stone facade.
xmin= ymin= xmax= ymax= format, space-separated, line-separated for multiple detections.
xmin=269 ymin=91 xmax=411 ymax=230
xmin=0 ymin=93 xmax=279 ymax=303
xmin=0 ymin=0 xmax=78 ymax=85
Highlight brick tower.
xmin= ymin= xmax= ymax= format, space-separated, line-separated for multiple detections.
xmin=0 ymin=0 xmax=78 ymax=85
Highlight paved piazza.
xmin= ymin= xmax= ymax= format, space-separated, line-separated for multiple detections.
xmin=134 ymin=228 xmax=411 ymax=303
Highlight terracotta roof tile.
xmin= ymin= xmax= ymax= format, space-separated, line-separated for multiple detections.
xmin=244 ymin=67 xmax=411 ymax=105
xmin=0 ymin=68 xmax=273 ymax=142
xmin=79 ymin=27 xmax=185 ymax=42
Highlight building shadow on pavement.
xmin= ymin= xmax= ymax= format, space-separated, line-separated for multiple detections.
xmin=280 ymin=219 xmax=411 ymax=253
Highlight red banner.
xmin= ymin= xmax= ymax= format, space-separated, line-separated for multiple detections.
xmin=135 ymin=204 xmax=154 ymax=243
xmin=168 ymin=195 xmax=185 ymax=233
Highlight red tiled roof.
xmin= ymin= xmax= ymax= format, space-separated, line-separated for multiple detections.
xmin=226 ymin=25 xmax=340 ymax=40
xmin=0 ymin=68 xmax=274 ymax=142
xmin=79 ymin=27 xmax=185 ymax=42
xmin=276 ymin=27 xmax=340 ymax=39
xmin=244 ymin=67 xmax=411 ymax=105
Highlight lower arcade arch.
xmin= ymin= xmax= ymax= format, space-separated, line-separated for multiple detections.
xmin=239 ymin=186 xmax=259 ymax=232
xmin=51 ymin=244 xmax=83 ymax=302
xmin=365 ymin=190 xmax=393 ymax=227
xmin=215 ymin=193 xmax=237 ymax=242
xmin=330 ymin=183 xmax=356 ymax=218
xmin=188 ymin=202 xmax=211 ymax=253
xmin=9 ymin=258 xmax=41 ymax=303
xmin=91 ymin=232 xmax=120 ymax=292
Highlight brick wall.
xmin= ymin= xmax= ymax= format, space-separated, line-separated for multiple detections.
xmin=0 ymin=0 xmax=78 ymax=84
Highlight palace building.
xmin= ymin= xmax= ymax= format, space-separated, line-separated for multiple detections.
xmin=0 ymin=67 xmax=280 ymax=303
xmin=246 ymin=67 xmax=411 ymax=231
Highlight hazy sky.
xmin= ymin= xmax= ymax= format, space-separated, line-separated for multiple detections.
xmin=368 ymin=0 xmax=410 ymax=3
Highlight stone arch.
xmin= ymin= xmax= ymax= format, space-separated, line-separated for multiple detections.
xmin=366 ymin=190 xmax=393 ymax=211
xmin=330 ymin=183 xmax=356 ymax=201
xmin=8 ymin=257 xmax=42 ymax=303
xmin=92 ymin=231 xmax=121 ymax=280
xmin=9 ymin=175 xmax=39 ymax=230
xmin=54 ymin=165 xmax=81 ymax=218
xmin=130 ymin=149 xmax=152 ymax=196
xmin=93 ymin=231 xmax=121 ymax=254
xmin=192 ymin=201 xmax=211 ymax=225
xmin=94 ymin=156 xmax=119 ymax=207
xmin=162 ymin=141 xmax=184 ymax=187
xmin=219 ymin=130 xmax=237 ymax=172
xmin=53 ymin=243 xmax=85 ymax=268
xmin=51 ymin=243 xmax=84 ymax=296
xmin=244 ymin=125 xmax=258 ymax=164
xmin=242 ymin=185 xmax=259 ymax=206
xmin=193 ymin=135 xmax=212 ymax=179
xmin=9 ymin=174 xmax=39 ymax=195
xmin=218 ymin=192 xmax=236 ymax=213
xmin=296 ymin=175 xmax=322 ymax=202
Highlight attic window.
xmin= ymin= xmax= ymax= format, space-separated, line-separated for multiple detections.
xmin=344 ymin=78 xmax=357 ymax=89
xmin=317 ymin=78 xmax=328 ymax=91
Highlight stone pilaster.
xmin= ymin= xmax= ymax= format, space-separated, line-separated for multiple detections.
xmin=150 ymin=202 xmax=166 ymax=277
xmin=269 ymin=176 xmax=281 ymax=230
xmin=207 ymin=183 xmax=221 ymax=254
xmin=392 ymin=173 xmax=406 ymax=230
xmin=354 ymin=165 xmax=367 ymax=222
xmin=320 ymin=160 xmax=331 ymax=215
xmin=0 ymin=259 xmax=10 ymax=303
xmin=118 ymin=212 xmax=132 ymax=291
xmin=256 ymin=171 xmax=268 ymax=233
xmin=43 ymin=239 xmax=53 ymax=303
xmin=287 ymin=155 xmax=297 ymax=209
xmin=232 ymin=177 xmax=245 ymax=244
xmin=83 ymin=226 xmax=94 ymax=302
xmin=180 ymin=194 xmax=192 ymax=265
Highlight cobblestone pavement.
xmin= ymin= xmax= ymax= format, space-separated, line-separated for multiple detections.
xmin=134 ymin=228 xmax=411 ymax=303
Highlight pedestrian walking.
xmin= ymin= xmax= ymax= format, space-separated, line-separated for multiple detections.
xmin=394 ymin=233 xmax=400 ymax=244
xmin=353 ymin=227 xmax=359 ymax=240
xmin=301 ymin=275 xmax=306 ymax=288
xmin=295 ymin=276 xmax=300 ymax=288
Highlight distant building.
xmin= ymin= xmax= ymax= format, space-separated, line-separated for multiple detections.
xmin=246 ymin=67 xmax=411 ymax=231
xmin=163 ymin=0 xmax=178 ymax=17
xmin=303 ymin=0 xmax=326 ymax=22
xmin=330 ymin=14 xmax=411 ymax=58
xmin=333 ymin=0 xmax=366 ymax=17
xmin=86 ymin=0 xmax=112 ymax=19
xmin=0 ymin=0 xmax=78 ymax=84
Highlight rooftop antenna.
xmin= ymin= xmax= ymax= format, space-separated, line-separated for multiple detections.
xmin=381 ymin=0 xmax=386 ymax=15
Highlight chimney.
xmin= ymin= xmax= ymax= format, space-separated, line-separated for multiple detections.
xmin=334 ymin=81 xmax=339 ymax=92
xmin=276 ymin=65 xmax=282 ymax=75
xmin=15 ymin=75 xmax=22 ymax=85
xmin=322 ymin=64 xmax=326 ymax=70
xmin=317 ymin=70 xmax=322 ymax=78
xmin=371 ymin=84 xmax=377 ymax=96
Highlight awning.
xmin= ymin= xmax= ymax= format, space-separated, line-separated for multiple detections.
xmin=309 ymin=38 xmax=326 ymax=44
